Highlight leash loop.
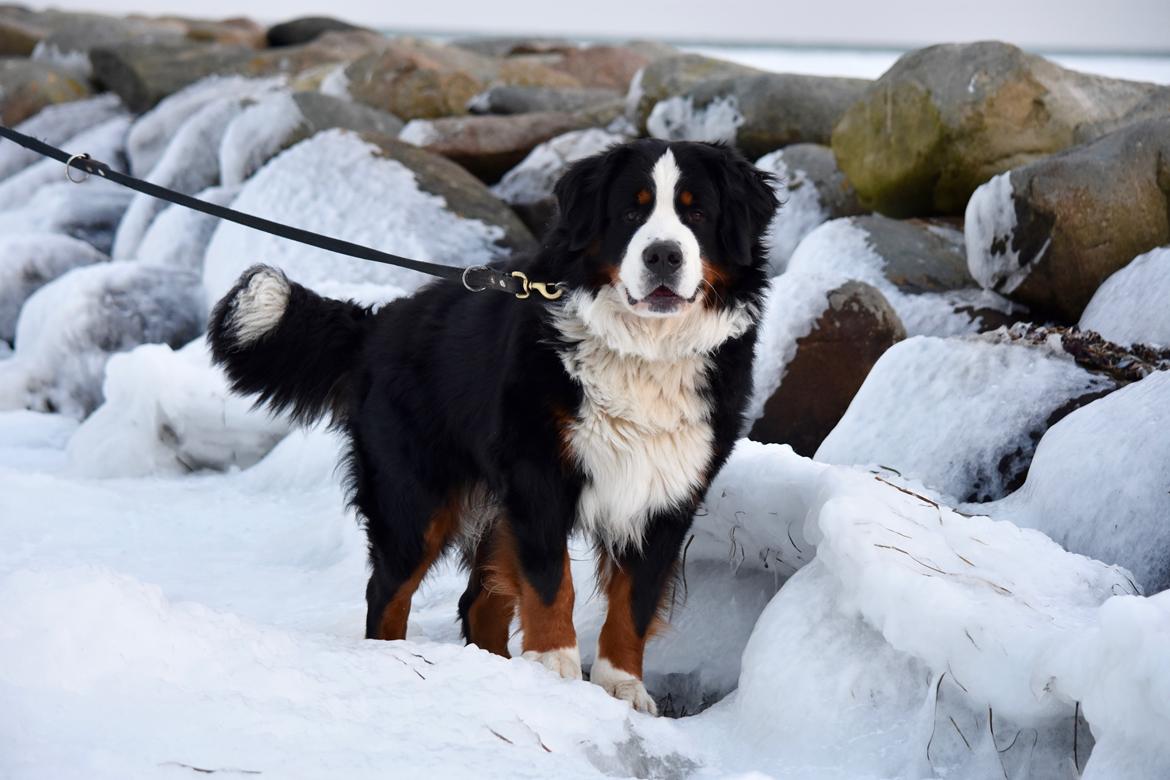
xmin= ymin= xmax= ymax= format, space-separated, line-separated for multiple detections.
xmin=461 ymin=265 xmax=489 ymax=293
xmin=65 ymin=153 xmax=91 ymax=183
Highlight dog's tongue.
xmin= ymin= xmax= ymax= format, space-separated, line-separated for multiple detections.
xmin=648 ymin=286 xmax=679 ymax=299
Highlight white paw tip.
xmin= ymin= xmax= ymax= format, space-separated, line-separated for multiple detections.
xmin=590 ymin=657 xmax=657 ymax=715
xmin=522 ymin=646 xmax=583 ymax=681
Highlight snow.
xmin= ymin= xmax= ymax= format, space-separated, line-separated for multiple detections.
xmin=754 ymin=149 xmax=829 ymax=275
xmin=0 ymin=93 xmax=125 ymax=182
xmin=217 ymin=90 xmax=303 ymax=186
xmin=318 ymin=63 xmax=351 ymax=99
xmin=112 ymin=97 xmax=248 ymax=260
xmin=815 ymin=335 xmax=1114 ymax=503
xmin=491 ymin=128 xmax=626 ymax=206
xmin=136 ymin=185 xmax=241 ymax=273
xmin=0 ymin=232 xmax=109 ymax=343
xmin=964 ymin=171 xmax=1039 ymax=295
xmin=203 ymin=130 xmax=509 ymax=303
xmin=1079 ymin=245 xmax=1170 ymax=348
xmin=646 ymin=95 xmax=745 ymax=145
xmin=0 ymin=181 xmax=133 ymax=255
xmin=979 ymin=369 xmax=1170 ymax=593
xmin=126 ymin=75 xmax=285 ymax=178
xmin=0 ymin=410 xmax=77 ymax=472
xmin=0 ymin=114 xmax=132 ymax=211
xmin=397 ymin=118 xmax=441 ymax=147
xmin=66 ymin=341 xmax=292 ymax=479
xmin=0 ymin=262 xmax=204 ymax=418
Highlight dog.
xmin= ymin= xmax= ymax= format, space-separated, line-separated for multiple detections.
xmin=207 ymin=138 xmax=778 ymax=714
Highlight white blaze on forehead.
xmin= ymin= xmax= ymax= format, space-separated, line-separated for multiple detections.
xmin=619 ymin=149 xmax=703 ymax=301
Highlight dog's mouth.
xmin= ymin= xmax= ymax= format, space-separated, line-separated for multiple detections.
xmin=624 ymin=285 xmax=697 ymax=315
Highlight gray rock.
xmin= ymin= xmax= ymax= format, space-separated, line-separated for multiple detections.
xmin=856 ymin=214 xmax=974 ymax=294
xmin=0 ymin=57 xmax=90 ymax=124
xmin=550 ymin=45 xmax=649 ymax=90
xmin=774 ymin=143 xmax=864 ymax=219
xmin=628 ymin=53 xmax=763 ymax=133
xmin=965 ymin=117 xmax=1170 ymax=322
xmin=470 ymin=84 xmax=622 ymax=115
xmin=831 ymin=41 xmax=1163 ymax=216
xmin=653 ymin=72 xmax=870 ymax=159
xmin=31 ymin=11 xmax=184 ymax=75
xmin=450 ymin=36 xmax=575 ymax=58
xmin=1074 ymin=85 xmax=1170 ymax=143
xmin=750 ymin=281 xmax=905 ymax=456
xmin=266 ymin=15 xmax=370 ymax=47
xmin=0 ymin=233 xmax=108 ymax=343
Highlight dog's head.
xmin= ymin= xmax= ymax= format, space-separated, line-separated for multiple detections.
xmin=546 ymin=140 xmax=777 ymax=355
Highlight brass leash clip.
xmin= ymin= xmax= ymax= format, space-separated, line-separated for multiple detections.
xmin=510 ymin=271 xmax=564 ymax=301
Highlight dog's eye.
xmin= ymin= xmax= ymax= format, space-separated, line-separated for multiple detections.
xmin=686 ymin=209 xmax=706 ymax=224
xmin=624 ymin=209 xmax=643 ymax=223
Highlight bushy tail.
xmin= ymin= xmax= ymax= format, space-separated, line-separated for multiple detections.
xmin=207 ymin=265 xmax=373 ymax=424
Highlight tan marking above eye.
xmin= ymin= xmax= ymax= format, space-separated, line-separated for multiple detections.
xmin=636 ymin=189 xmax=652 ymax=206
xmin=679 ymin=190 xmax=694 ymax=207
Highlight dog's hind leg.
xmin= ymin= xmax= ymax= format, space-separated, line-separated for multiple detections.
xmin=458 ymin=522 xmax=518 ymax=657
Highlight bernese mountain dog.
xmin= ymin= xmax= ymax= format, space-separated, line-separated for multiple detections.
xmin=207 ymin=139 xmax=778 ymax=714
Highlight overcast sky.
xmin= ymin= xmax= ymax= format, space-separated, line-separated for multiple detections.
xmin=36 ymin=0 xmax=1170 ymax=52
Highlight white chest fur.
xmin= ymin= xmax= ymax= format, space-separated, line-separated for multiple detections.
xmin=551 ymin=289 xmax=755 ymax=551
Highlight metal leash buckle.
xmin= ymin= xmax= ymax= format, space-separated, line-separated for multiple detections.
xmin=510 ymin=271 xmax=564 ymax=301
xmin=65 ymin=153 xmax=91 ymax=184
xmin=462 ymin=265 xmax=489 ymax=293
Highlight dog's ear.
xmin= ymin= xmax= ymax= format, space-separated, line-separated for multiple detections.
xmin=714 ymin=147 xmax=779 ymax=266
xmin=552 ymin=145 xmax=627 ymax=253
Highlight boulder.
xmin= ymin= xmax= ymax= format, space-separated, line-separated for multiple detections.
xmin=550 ymin=45 xmax=649 ymax=90
xmin=787 ymin=216 xmax=1022 ymax=336
xmin=831 ymin=41 xmax=1164 ymax=217
xmin=749 ymin=281 xmax=906 ymax=456
xmin=983 ymin=369 xmax=1170 ymax=592
xmin=0 ymin=233 xmax=108 ymax=343
xmin=1074 ymin=85 xmax=1170 ymax=143
xmin=0 ymin=262 xmax=204 ymax=418
xmin=145 ymin=15 xmax=267 ymax=48
xmin=0 ymin=93 xmax=124 ymax=182
xmin=91 ymin=29 xmax=383 ymax=112
xmin=491 ymin=127 xmax=627 ymax=237
xmin=219 ymin=90 xmax=403 ymax=185
xmin=400 ymin=111 xmax=606 ymax=182
xmin=450 ymin=36 xmax=574 ymax=58
xmin=650 ymin=72 xmax=870 ymax=159
xmin=627 ymin=53 xmax=763 ymax=133
xmin=755 ymin=143 xmax=865 ymax=274
xmin=29 ymin=12 xmax=184 ymax=75
xmin=203 ymin=129 xmax=535 ymax=303
xmin=0 ymin=58 xmax=90 ymax=125
xmin=266 ymin=15 xmax=370 ymax=47
xmin=0 ymin=6 xmax=44 ymax=56
xmin=965 ymin=117 xmax=1170 ymax=322
xmin=816 ymin=334 xmax=1116 ymax=502
xmin=469 ymin=84 xmax=622 ymax=115
xmin=1079 ymin=246 xmax=1170 ymax=349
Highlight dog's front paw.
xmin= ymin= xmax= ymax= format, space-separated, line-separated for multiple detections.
xmin=590 ymin=657 xmax=657 ymax=715
xmin=522 ymin=647 xmax=582 ymax=680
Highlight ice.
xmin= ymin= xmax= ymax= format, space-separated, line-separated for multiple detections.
xmin=0 ymin=181 xmax=133 ymax=255
xmin=203 ymin=130 xmax=508 ymax=303
xmin=217 ymin=90 xmax=303 ymax=186
xmin=136 ymin=185 xmax=241 ymax=273
xmin=754 ymin=149 xmax=830 ymax=275
xmin=126 ymin=75 xmax=285 ymax=177
xmin=112 ymin=97 xmax=248 ymax=260
xmin=980 ymin=370 xmax=1170 ymax=593
xmin=0 ymin=114 xmax=131 ymax=210
xmin=491 ymin=128 xmax=626 ymax=206
xmin=965 ymin=171 xmax=1038 ymax=295
xmin=646 ymin=95 xmax=744 ymax=144
xmin=815 ymin=335 xmax=1114 ymax=502
xmin=0 ymin=93 xmax=124 ymax=182
xmin=0 ymin=232 xmax=109 ymax=343
xmin=318 ymin=64 xmax=350 ymax=99
xmin=0 ymin=263 xmax=204 ymax=418
xmin=66 ymin=341 xmax=292 ymax=479
xmin=1079 ymin=245 xmax=1170 ymax=348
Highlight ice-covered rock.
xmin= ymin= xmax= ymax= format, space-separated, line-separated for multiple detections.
xmin=0 ymin=181 xmax=133 ymax=255
xmin=66 ymin=342 xmax=292 ymax=478
xmin=203 ymin=130 xmax=529 ymax=302
xmin=981 ymin=369 xmax=1170 ymax=592
xmin=646 ymin=95 xmax=744 ymax=144
xmin=112 ymin=97 xmax=248 ymax=260
xmin=0 ymin=114 xmax=131 ymax=210
xmin=965 ymin=118 xmax=1170 ymax=322
xmin=491 ymin=127 xmax=625 ymax=206
xmin=1079 ymin=246 xmax=1170 ymax=349
xmin=755 ymin=144 xmax=864 ymax=275
xmin=625 ymin=53 xmax=762 ymax=133
xmin=0 ymin=93 xmax=123 ymax=182
xmin=0 ymin=410 xmax=78 ymax=472
xmin=218 ymin=90 xmax=404 ymax=186
xmin=125 ymin=74 xmax=284 ymax=177
xmin=816 ymin=335 xmax=1115 ymax=502
xmin=0 ymin=263 xmax=204 ymax=418
xmin=136 ymin=185 xmax=241 ymax=273
xmin=0 ymin=233 xmax=108 ymax=343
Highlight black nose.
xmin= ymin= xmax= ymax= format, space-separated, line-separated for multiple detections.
xmin=642 ymin=241 xmax=683 ymax=285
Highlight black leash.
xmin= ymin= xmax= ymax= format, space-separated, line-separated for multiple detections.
xmin=0 ymin=124 xmax=564 ymax=301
